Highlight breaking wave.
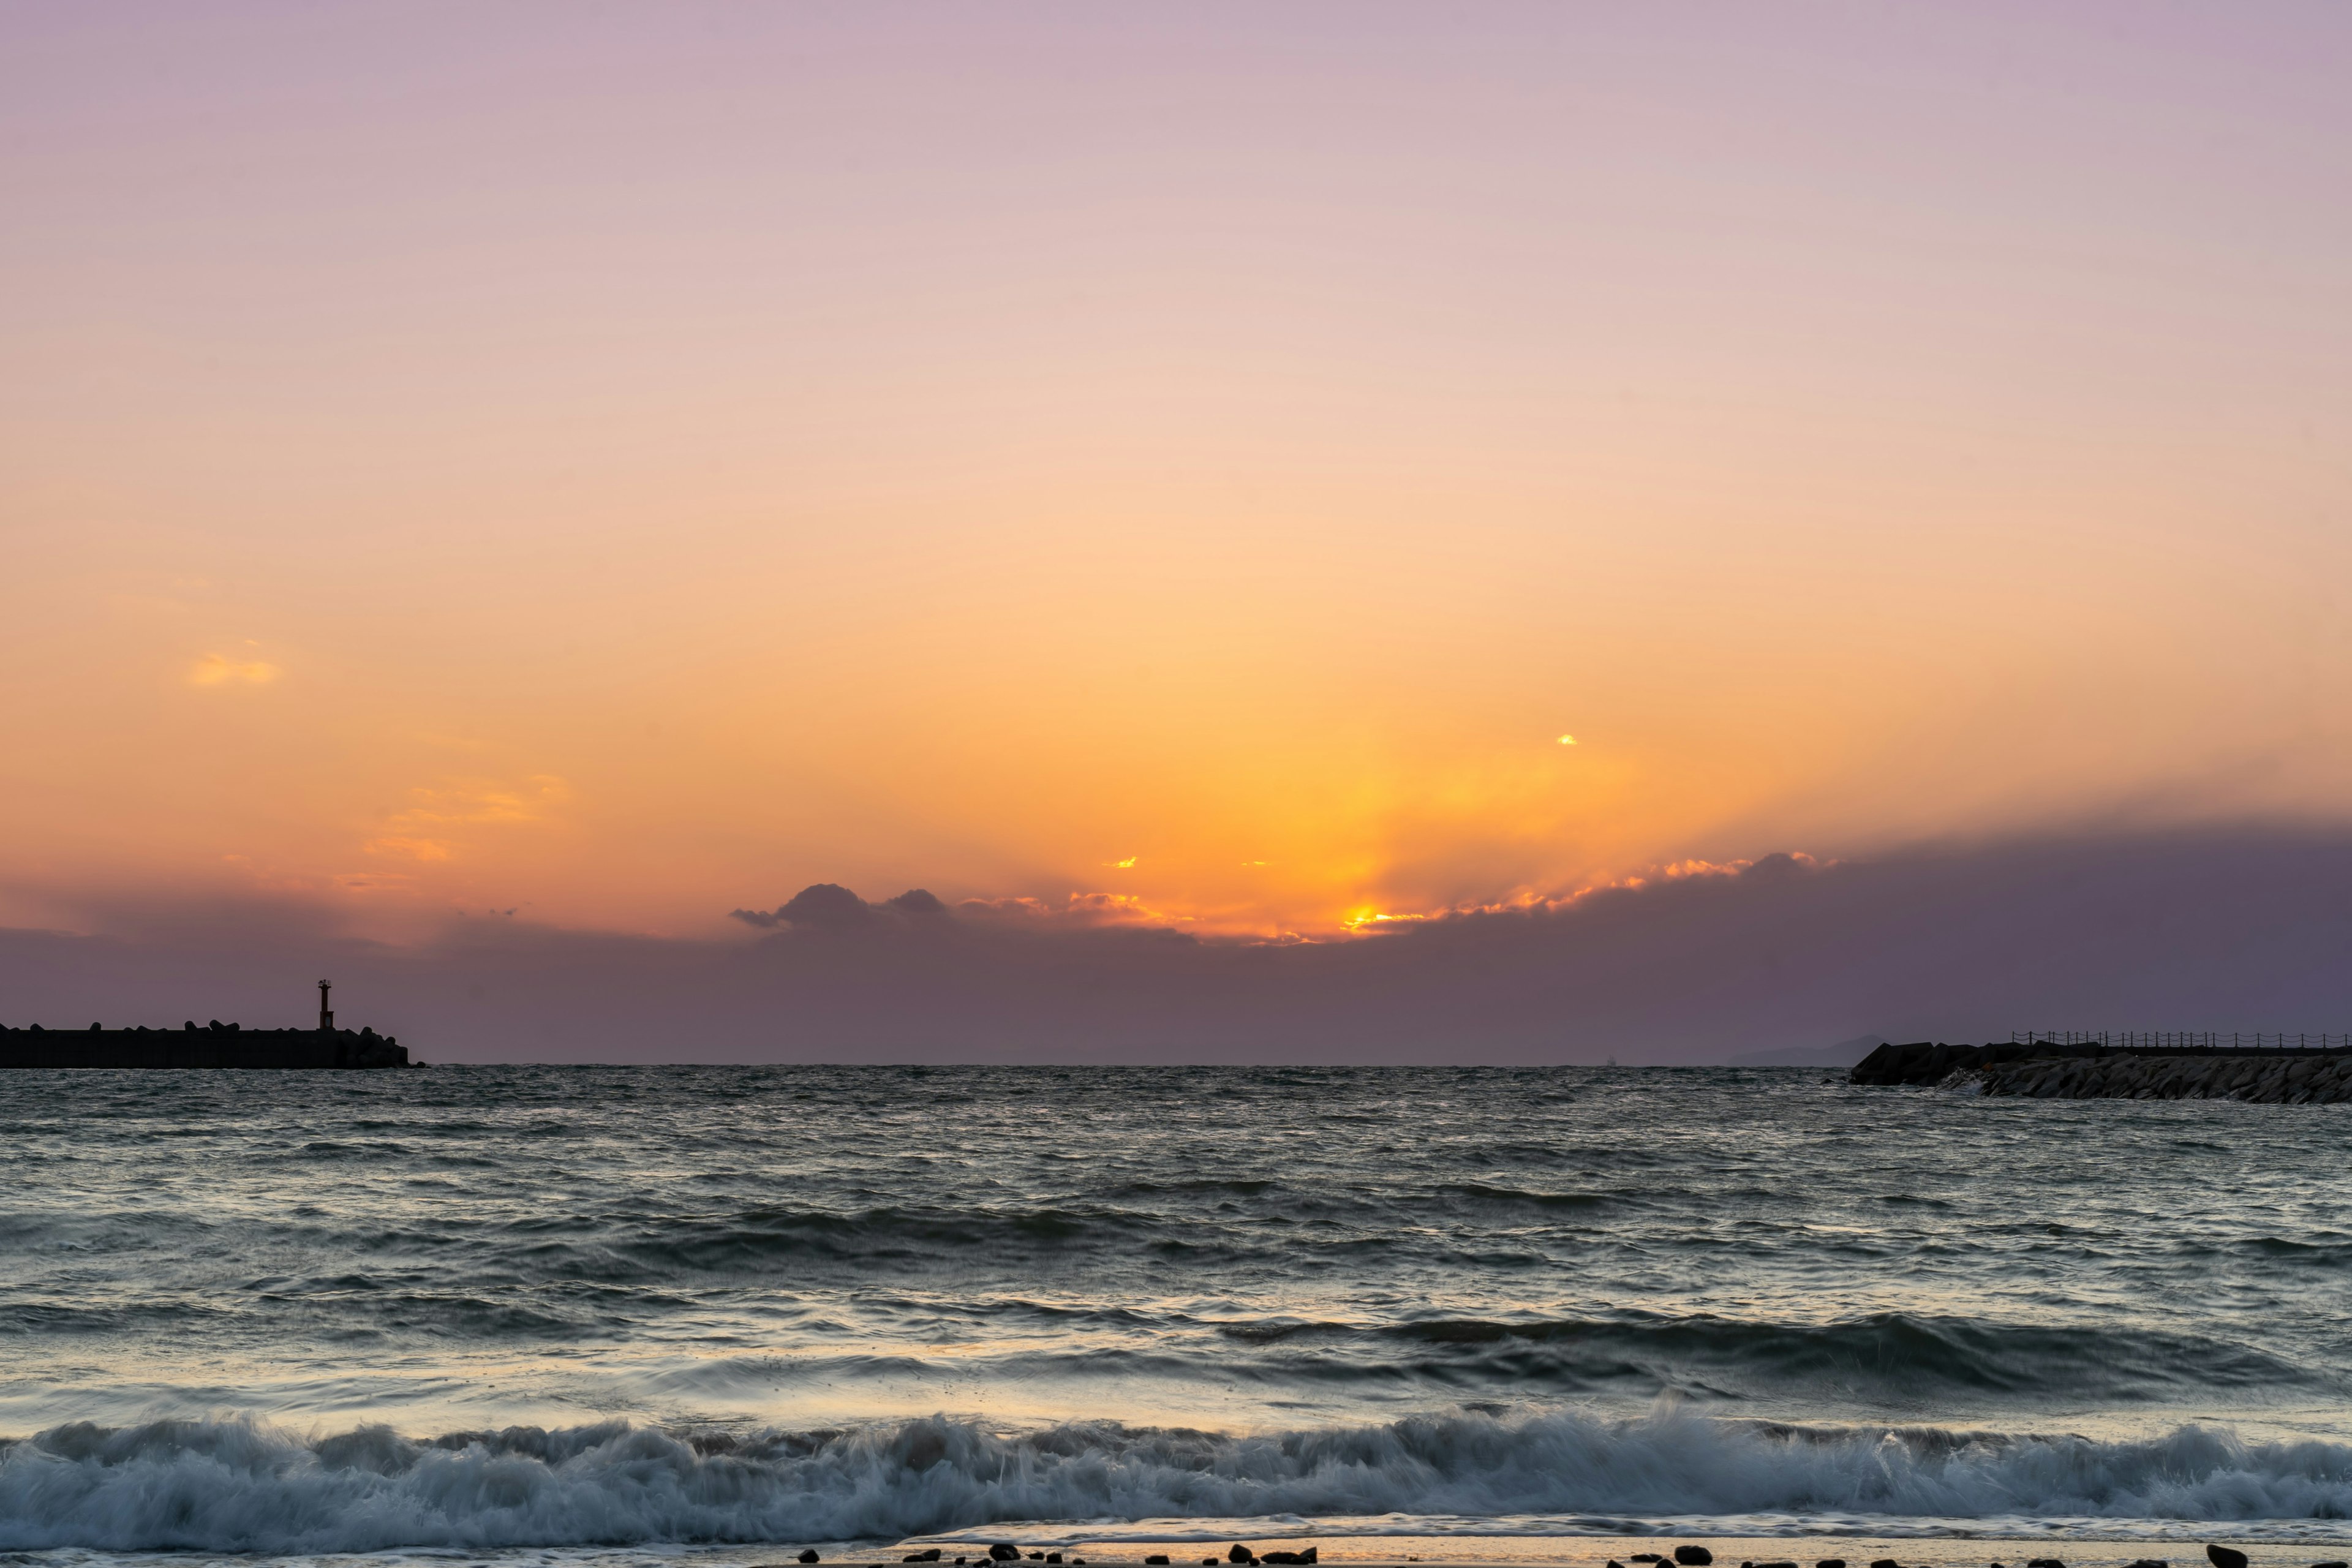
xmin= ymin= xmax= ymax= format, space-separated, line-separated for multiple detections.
xmin=4 ymin=1409 xmax=2352 ymax=1553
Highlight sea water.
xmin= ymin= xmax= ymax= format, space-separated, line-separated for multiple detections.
xmin=0 ymin=1065 xmax=2347 ymax=1562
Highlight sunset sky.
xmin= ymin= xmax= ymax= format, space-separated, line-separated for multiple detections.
xmin=5 ymin=2 xmax=2349 ymax=957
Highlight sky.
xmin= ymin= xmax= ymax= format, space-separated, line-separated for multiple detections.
xmin=2 ymin=4 xmax=2349 ymax=1055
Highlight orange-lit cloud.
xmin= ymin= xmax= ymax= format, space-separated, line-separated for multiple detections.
xmin=387 ymin=777 xmax=573 ymax=829
xmin=355 ymin=777 xmax=573 ymax=867
xmin=187 ymin=652 xmax=279 ymax=687
xmin=956 ymin=890 xmax=1194 ymax=928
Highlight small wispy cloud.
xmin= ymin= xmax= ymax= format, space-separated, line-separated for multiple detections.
xmin=959 ymin=890 xmax=1191 ymax=929
xmin=188 ymin=652 xmax=279 ymax=687
xmin=331 ymin=870 xmax=418 ymax=891
xmin=390 ymin=776 xmax=571 ymax=829
xmin=361 ymin=775 xmax=573 ymax=864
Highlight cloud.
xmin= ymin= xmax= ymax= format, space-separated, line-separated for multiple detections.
xmin=729 ymin=884 xmax=949 ymax=930
xmin=386 ymin=776 xmax=570 ymax=829
xmin=6 ymin=827 xmax=2350 ymax=1063
xmin=330 ymin=872 xmax=416 ymax=892
xmin=187 ymin=653 xmax=278 ymax=687
xmin=775 ymin=882 xmax=872 ymax=932
xmin=952 ymin=890 xmax=1193 ymax=929
xmin=360 ymin=776 xmax=572 ymax=864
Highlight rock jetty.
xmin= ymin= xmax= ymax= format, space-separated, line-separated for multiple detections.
xmin=1852 ymin=1040 xmax=2352 ymax=1102
xmin=0 ymin=1022 xmax=409 ymax=1069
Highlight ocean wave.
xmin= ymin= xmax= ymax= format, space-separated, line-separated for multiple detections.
xmin=1363 ymin=1314 xmax=2322 ymax=1401
xmin=4 ymin=1409 xmax=2351 ymax=1553
xmin=591 ymin=1311 xmax=2323 ymax=1409
xmin=1172 ymin=1312 xmax=2321 ymax=1406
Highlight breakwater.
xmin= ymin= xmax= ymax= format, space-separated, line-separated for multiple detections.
xmin=1850 ymin=1040 xmax=2352 ymax=1102
xmin=0 ymin=1023 xmax=409 ymax=1069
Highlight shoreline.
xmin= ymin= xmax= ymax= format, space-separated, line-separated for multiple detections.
xmin=894 ymin=1536 xmax=2352 ymax=1564
xmin=12 ymin=1545 xmax=2345 ymax=1568
xmin=718 ymin=1544 xmax=2352 ymax=1568
xmin=883 ymin=1546 xmax=2352 ymax=1568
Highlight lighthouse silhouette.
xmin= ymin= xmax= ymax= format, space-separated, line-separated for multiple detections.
xmin=317 ymin=979 xmax=334 ymax=1031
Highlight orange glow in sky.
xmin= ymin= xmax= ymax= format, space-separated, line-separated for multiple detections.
xmin=2 ymin=6 xmax=2348 ymax=942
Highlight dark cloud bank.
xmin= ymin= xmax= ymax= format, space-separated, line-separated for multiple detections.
xmin=5 ymin=829 xmax=2349 ymax=1063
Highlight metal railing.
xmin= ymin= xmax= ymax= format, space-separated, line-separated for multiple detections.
xmin=2010 ymin=1030 xmax=2350 ymax=1050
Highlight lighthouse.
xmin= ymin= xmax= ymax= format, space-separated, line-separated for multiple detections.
xmin=317 ymin=979 xmax=334 ymax=1031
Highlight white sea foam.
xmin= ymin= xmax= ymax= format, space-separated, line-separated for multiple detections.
xmin=4 ymin=1410 xmax=2351 ymax=1553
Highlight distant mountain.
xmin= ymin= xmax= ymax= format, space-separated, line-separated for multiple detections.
xmin=1727 ymin=1034 xmax=1885 ymax=1068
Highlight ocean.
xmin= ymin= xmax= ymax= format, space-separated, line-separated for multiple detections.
xmin=1 ymin=1065 xmax=2347 ymax=1566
